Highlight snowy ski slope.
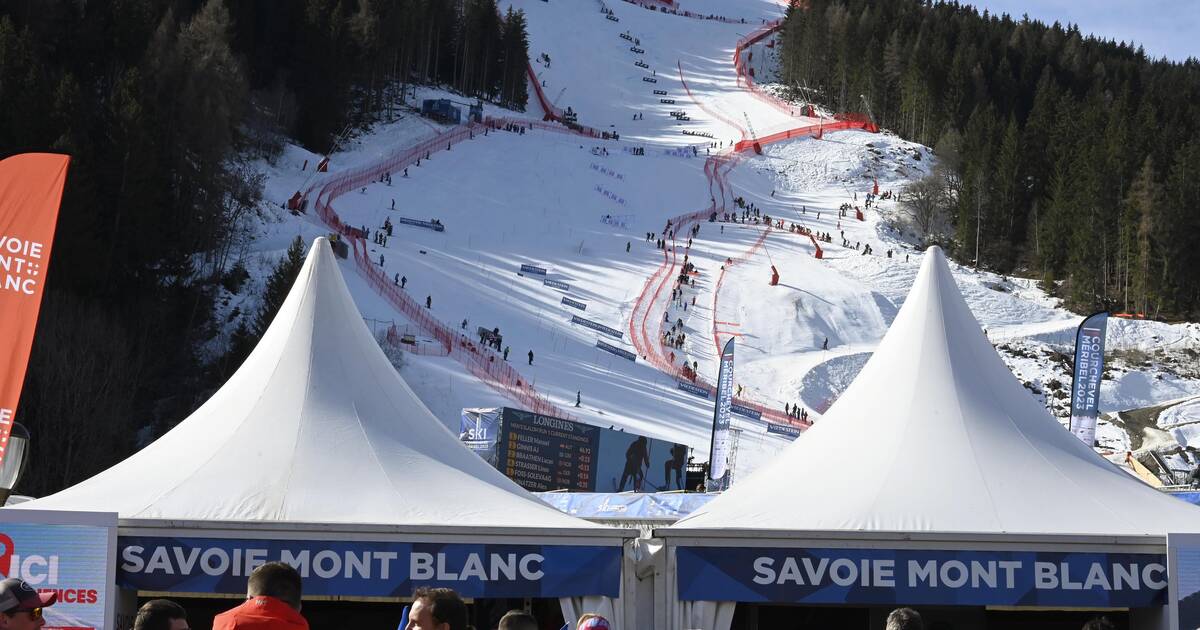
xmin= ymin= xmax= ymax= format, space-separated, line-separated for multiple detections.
xmin=239 ymin=0 xmax=1200 ymax=481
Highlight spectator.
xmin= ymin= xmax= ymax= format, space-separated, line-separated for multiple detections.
xmin=0 ymin=578 xmax=58 ymax=630
xmin=1081 ymin=618 xmax=1116 ymax=630
xmin=576 ymin=613 xmax=610 ymax=630
xmin=134 ymin=600 xmax=189 ymax=630
xmin=213 ymin=562 xmax=307 ymax=630
xmin=497 ymin=610 xmax=537 ymax=630
xmin=406 ymin=587 xmax=467 ymax=630
xmin=885 ymin=607 xmax=923 ymax=630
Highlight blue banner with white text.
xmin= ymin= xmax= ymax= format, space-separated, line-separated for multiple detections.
xmin=570 ymin=315 xmax=623 ymax=339
xmin=730 ymin=403 xmax=761 ymax=420
xmin=396 ymin=216 xmax=444 ymax=232
xmin=677 ymin=381 xmax=710 ymax=399
xmin=537 ymin=492 xmax=716 ymax=519
xmin=708 ymin=339 xmax=735 ymax=490
xmin=676 ymin=546 xmax=1166 ymax=607
xmin=1069 ymin=311 xmax=1108 ymax=446
xmin=766 ymin=423 xmax=802 ymax=440
xmin=596 ymin=340 xmax=636 ymax=361
xmin=118 ymin=536 xmax=620 ymax=598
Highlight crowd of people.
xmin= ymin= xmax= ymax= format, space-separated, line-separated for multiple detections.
xmin=619 ymin=0 xmax=757 ymax=24
xmin=0 ymin=571 xmax=1127 ymax=630
xmin=784 ymin=402 xmax=809 ymax=422
xmin=77 ymin=561 xmax=618 ymax=630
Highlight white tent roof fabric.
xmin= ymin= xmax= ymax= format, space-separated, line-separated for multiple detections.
xmin=19 ymin=238 xmax=614 ymax=535
xmin=667 ymin=247 xmax=1200 ymax=540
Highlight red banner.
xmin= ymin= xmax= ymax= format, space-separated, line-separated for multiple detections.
xmin=0 ymin=153 xmax=70 ymax=469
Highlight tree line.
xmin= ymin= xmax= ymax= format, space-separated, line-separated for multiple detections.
xmin=0 ymin=0 xmax=529 ymax=497
xmin=779 ymin=0 xmax=1200 ymax=318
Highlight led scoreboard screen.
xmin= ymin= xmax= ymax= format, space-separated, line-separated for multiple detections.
xmin=466 ymin=407 xmax=691 ymax=493
xmin=498 ymin=408 xmax=600 ymax=491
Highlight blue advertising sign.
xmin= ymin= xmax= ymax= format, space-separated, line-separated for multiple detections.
xmin=396 ymin=216 xmax=445 ymax=232
xmin=459 ymin=408 xmax=501 ymax=466
xmin=519 ymin=264 xmax=548 ymax=276
xmin=0 ymin=509 xmax=117 ymax=630
xmin=676 ymin=546 xmax=1166 ymax=608
xmin=596 ymin=340 xmax=636 ymax=361
xmin=493 ymin=408 xmax=689 ymax=493
xmin=766 ymin=422 xmax=802 ymax=440
xmin=1070 ymin=311 xmax=1108 ymax=446
xmin=708 ymin=338 xmax=736 ymax=490
xmin=119 ymin=537 xmax=620 ymax=598
xmin=570 ymin=315 xmax=623 ymax=339
xmin=537 ymin=492 xmax=716 ymax=520
xmin=730 ymin=403 xmax=761 ymax=420
xmin=544 ymin=279 xmax=570 ymax=291
xmin=677 ymin=381 xmax=711 ymax=399
xmin=561 ymin=296 xmax=588 ymax=311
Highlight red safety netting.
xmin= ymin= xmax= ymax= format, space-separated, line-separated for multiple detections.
xmin=383 ymin=325 xmax=452 ymax=357
xmin=525 ymin=64 xmax=605 ymax=137
xmin=732 ymin=119 xmax=877 ymax=153
xmin=677 ymin=62 xmax=747 ymax=141
xmin=625 ymin=153 xmax=809 ymax=430
xmin=731 ymin=21 xmax=880 ymax=138
xmin=711 ymin=226 xmax=772 ymax=353
xmin=306 ymin=118 xmax=579 ymax=421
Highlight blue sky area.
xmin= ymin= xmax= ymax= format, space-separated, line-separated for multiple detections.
xmin=969 ymin=0 xmax=1198 ymax=62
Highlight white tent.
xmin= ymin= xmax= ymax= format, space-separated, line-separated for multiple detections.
xmin=654 ymin=246 xmax=1200 ymax=629
xmin=17 ymin=238 xmax=635 ymax=624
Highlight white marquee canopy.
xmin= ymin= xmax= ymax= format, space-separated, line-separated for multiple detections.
xmin=19 ymin=238 xmax=620 ymax=539
xmin=664 ymin=246 xmax=1200 ymax=542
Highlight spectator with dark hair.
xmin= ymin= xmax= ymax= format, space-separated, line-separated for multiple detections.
xmin=885 ymin=607 xmax=923 ymax=630
xmin=213 ymin=562 xmax=307 ymax=630
xmin=406 ymin=587 xmax=467 ymax=630
xmin=133 ymin=599 xmax=188 ymax=630
xmin=1082 ymin=617 xmax=1117 ymax=630
xmin=497 ymin=610 xmax=537 ymax=630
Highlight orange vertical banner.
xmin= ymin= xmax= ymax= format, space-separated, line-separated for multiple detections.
xmin=0 ymin=153 xmax=70 ymax=469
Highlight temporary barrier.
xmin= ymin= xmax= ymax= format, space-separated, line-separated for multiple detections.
xmin=711 ymin=226 xmax=771 ymax=353
xmin=525 ymin=64 xmax=604 ymax=137
xmin=624 ymin=152 xmax=808 ymax=431
xmin=732 ymin=119 xmax=877 ymax=153
xmin=677 ymin=61 xmax=748 ymax=140
xmin=731 ymin=20 xmax=881 ymax=133
xmin=352 ymin=238 xmax=575 ymax=420
xmin=307 ymin=120 xmax=582 ymax=422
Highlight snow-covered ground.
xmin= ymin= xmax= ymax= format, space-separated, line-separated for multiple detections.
xmin=223 ymin=0 xmax=1200 ymax=482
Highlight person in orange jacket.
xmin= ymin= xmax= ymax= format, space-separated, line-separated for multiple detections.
xmin=213 ymin=563 xmax=308 ymax=630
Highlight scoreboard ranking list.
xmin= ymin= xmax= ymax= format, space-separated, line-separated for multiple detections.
xmin=498 ymin=410 xmax=601 ymax=491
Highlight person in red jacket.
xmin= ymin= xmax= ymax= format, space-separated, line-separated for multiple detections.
xmin=213 ymin=562 xmax=308 ymax=630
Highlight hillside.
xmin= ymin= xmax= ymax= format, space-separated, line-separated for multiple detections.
xmin=185 ymin=0 xmax=1200 ymax=482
